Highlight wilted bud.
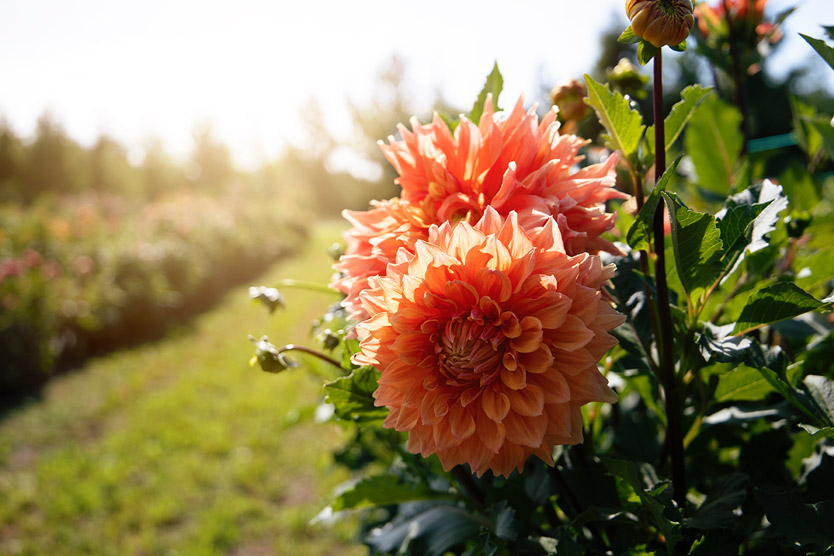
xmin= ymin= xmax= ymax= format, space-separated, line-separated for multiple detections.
xmin=327 ymin=242 xmax=345 ymax=261
xmin=549 ymin=78 xmax=590 ymax=124
xmin=249 ymin=286 xmax=284 ymax=313
xmin=606 ymin=58 xmax=650 ymax=99
xmin=317 ymin=328 xmax=341 ymax=351
xmin=626 ymin=0 xmax=695 ymax=48
xmin=249 ymin=335 xmax=296 ymax=373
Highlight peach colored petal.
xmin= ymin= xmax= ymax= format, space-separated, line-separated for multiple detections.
xmin=482 ymin=386 xmax=512 ymax=422
xmin=336 ymin=95 xmax=627 ymax=323
xmin=355 ymin=209 xmax=623 ymax=477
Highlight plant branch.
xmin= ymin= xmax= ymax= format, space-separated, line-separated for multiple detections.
xmin=274 ymin=279 xmax=341 ymax=295
xmin=652 ymin=51 xmax=686 ymax=508
xmin=722 ymin=0 xmax=751 ymax=150
xmin=277 ymin=344 xmax=342 ymax=368
xmin=710 ymin=271 xmax=748 ymax=324
xmin=451 ymin=465 xmax=487 ymax=511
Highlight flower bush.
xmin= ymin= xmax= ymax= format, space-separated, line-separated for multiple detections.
xmin=1 ymin=191 xmax=308 ymax=398
xmin=252 ymin=15 xmax=834 ymax=556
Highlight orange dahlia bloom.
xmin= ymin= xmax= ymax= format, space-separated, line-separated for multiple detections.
xmin=353 ymin=209 xmax=624 ymax=477
xmin=694 ymin=0 xmax=768 ymax=36
xmin=334 ymin=96 xmax=626 ymax=321
xmin=334 ymin=198 xmax=427 ymax=321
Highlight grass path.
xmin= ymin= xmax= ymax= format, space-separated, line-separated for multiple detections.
xmin=0 ymin=221 xmax=364 ymax=556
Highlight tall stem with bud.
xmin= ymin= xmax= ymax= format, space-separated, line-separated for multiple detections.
xmin=652 ymin=51 xmax=686 ymax=508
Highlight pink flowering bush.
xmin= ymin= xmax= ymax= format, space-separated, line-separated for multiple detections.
xmin=0 ymin=192 xmax=307 ymax=398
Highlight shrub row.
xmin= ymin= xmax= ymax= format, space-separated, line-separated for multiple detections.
xmin=0 ymin=191 xmax=309 ymax=400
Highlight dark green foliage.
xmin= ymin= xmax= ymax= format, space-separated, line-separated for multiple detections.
xmin=324 ymin=367 xmax=388 ymax=425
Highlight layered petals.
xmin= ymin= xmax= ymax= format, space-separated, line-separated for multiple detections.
xmin=355 ymin=209 xmax=624 ymax=477
xmin=333 ymin=95 xmax=627 ymax=321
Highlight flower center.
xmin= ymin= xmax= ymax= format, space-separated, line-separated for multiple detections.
xmin=436 ymin=316 xmax=503 ymax=387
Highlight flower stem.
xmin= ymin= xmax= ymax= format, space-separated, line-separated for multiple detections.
xmin=451 ymin=466 xmax=486 ymax=510
xmin=274 ymin=279 xmax=340 ymax=295
xmin=277 ymin=344 xmax=342 ymax=369
xmin=653 ymin=50 xmax=686 ymax=508
xmin=722 ymin=0 xmax=751 ymax=152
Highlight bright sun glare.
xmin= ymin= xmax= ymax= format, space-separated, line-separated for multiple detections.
xmin=0 ymin=0 xmax=829 ymax=168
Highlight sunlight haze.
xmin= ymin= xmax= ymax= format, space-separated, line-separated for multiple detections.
xmin=0 ymin=0 xmax=830 ymax=168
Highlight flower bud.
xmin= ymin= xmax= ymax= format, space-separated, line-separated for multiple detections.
xmin=626 ymin=0 xmax=695 ymax=48
xmin=549 ymin=78 xmax=590 ymax=124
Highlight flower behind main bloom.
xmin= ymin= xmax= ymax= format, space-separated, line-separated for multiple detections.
xmin=334 ymin=96 xmax=626 ymax=322
xmin=353 ymin=209 xmax=624 ymax=477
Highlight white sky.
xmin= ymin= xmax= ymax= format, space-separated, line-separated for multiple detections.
xmin=0 ymin=0 xmax=831 ymax=168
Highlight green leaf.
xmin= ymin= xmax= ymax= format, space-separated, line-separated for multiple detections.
xmin=804 ymin=375 xmax=834 ymax=427
xmin=799 ymin=424 xmax=834 ymax=439
xmin=535 ymin=530 xmax=584 ymax=556
xmin=790 ymin=95 xmax=824 ymax=158
xmin=796 ymin=248 xmax=834 ymax=293
xmin=646 ymin=85 xmax=712 ymax=158
xmin=627 ymin=156 xmax=683 ymax=250
xmin=698 ymin=323 xmax=753 ymax=364
xmin=805 ymin=115 xmax=834 ymax=161
xmin=714 ymin=365 xmax=774 ymax=402
xmin=824 ymin=26 xmax=834 ymax=41
xmin=326 ymin=474 xmax=451 ymax=512
xmin=629 ymin=373 xmax=667 ymax=425
xmin=688 ymin=531 xmax=745 ymax=556
xmin=619 ymin=25 xmax=641 ymax=44
xmin=800 ymin=33 xmax=834 ymax=72
xmin=754 ymin=490 xmax=834 ymax=549
xmin=717 ymin=181 xmax=788 ymax=277
xmin=662 ymin=192 xmax=725 ymax=294
xmin=323 ymin=366 xmax=388 ymax=425
xmin=366 ymin=504 xmax=485 ymax=556
xmin=779 ymin=163 xmax=820 ymax=214
xmin=670 ymin=39 xmax=687 ymax=52
xmin=470 ymin=62 xmax=503 ymax=125
xmin=584 ymin=74 xmax=645 ymax=157
xmin=734 ymin=282 xmax=828 ymax=335
xmin=686 ymin=473 xmax=749 ymax=530
xmin=684 ymin=95 xmax=743 ymax=196
xmin=491 ymin=501 xmax=519 ymax=540
xmin=603 ymin=458 xmax=682 ymax=554
xmin=754 ymin=365 xmax=826 ymax=426
xmin=637 ymin=40 xmax=658 ymax=65
xmin=717 ymin=203 xmax=768 ymax=256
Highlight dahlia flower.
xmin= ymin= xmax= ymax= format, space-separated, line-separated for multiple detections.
xmin=353 ymin=209 xmax=624 ymax=477
xmin=694 ymin=0 xmax=780 ymax=46
xmin=334 ymin=96 xmax=626 ymax=321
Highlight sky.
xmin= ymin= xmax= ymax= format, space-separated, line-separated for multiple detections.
xmin=0 ymin=0 xmax=831 ymax=168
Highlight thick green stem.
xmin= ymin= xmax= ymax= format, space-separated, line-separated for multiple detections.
xmin=653 ymin=51 xmax=686 ymax=508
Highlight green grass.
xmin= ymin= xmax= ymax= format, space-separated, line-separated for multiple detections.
xmin=0 ymin=221 xmax=364 ymax=556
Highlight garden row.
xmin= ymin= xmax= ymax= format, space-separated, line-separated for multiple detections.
xmin=0 ymin=191 xmax=309 ymax=400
